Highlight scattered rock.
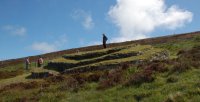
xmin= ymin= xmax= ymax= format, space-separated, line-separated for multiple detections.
xmin=150 ymin=50 xmax=169 ymax=62
xmin=137 ymin=51 xmax=143 ymax=56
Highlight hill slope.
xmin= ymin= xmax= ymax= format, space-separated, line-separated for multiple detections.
xmin=0 ymin=31 xmax=199 ymax=68
xmin=0 ymin=31 xmax=200 ymax=102
xmin=46 ymin=44 xmax=168 ymax=73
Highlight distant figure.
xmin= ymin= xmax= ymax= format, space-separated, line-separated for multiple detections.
xmin=37 ymin=56 xmax=44 ymax=68
xmin=103 ymin=34 xmax=108 ymax=48
xmin=25 ymin=57 xmax=30 ymax=70
xmin=76 ymin=49 xmax=80 ymax=53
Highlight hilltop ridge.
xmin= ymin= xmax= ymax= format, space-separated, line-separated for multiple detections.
xmin=0 ymin=31 xmax=200 ymax=68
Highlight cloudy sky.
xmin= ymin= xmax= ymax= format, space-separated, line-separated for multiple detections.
xmin=0 ymin=0 xmax=199 ymax=60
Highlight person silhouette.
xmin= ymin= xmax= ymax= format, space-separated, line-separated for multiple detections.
xmin=37 ymin=56 xmax=44 ymax=68
xmin=25 ymin=57 xmax=30 ymax=70
xmin=102 ymin=34 xmax=108 ymax=48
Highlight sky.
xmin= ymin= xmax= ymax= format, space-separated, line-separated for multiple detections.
xmin=0 ymin=0 xmax=199 ymax=60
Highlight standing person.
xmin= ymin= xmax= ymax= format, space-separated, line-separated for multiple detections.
xmin=25 ymin=57 xmax=30 ymax=70
xmin=102 ymin=33 xmax=108 ymax=48
xmin=37 ymin=56 xmax=44 ymax=68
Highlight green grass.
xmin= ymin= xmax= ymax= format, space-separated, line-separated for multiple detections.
xmin=52 ymin=57 xmax=78 ymax=63
xmin=154 ymin=35 xmax=200 ymax=58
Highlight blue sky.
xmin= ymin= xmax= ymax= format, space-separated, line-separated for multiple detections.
xmin=0 ymin=0 xmax=199 ymax=60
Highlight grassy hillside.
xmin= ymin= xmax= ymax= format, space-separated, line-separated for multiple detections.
xmin=0 ymin=34 xmax=200 ymax=102
xmin=45 ymin=44 xmax=167 ymax=73
xmin=0 ymin=31 xmax=199 ymax=68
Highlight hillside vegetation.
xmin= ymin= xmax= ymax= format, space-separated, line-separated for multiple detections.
xmin=46 ymin=44 xmax=168 ymax=73
xmin=0 ymin=31 xmax=199 ymax=68
xmin=0 ymin=34 xmax=200 ymax=102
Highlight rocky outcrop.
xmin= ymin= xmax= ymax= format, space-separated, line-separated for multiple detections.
xmin=62 ymin=60 xmax=139 ymax=74
xmin=150 ymin=50 xmax=170 ymax=62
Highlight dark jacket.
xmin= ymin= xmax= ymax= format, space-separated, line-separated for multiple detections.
xmin=103 ymin=34 xmax=108 ymax=43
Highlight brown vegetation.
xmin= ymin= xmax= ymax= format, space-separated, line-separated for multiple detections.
xmin=97 ymin=68 xmax=124 ymax=90
xmin=124 ymin=69 xmax=154 ymax=86
xmin=0 ymin=69 xmax=24 ymax=80
xmin=14 ymin=97 xmax=39 ymax=102
xmin=0 ymin=81 xmax=49 ymax=93
xmin=45 ymin=75 xmax=66 ymax=83
xmin=58 ymin=76 xmax=80 ymax=92
xmin=172 ymin=45 xmax=200 ymax=73
xmin=124 ymin=61 xmax=168 ymax=86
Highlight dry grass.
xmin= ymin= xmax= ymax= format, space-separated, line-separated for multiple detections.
xmin=0 ymin=69 xmax=24 ymax=80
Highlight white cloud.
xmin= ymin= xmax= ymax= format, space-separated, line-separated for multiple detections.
xmin=108 ymin=0 xmax=193 ymax=42
xmin=72 ymin=9 xmax=95 ymax=30
xmin=31 ymin=34 xmax=68 ymax=53
xmin=82 ymin=16 xmax=94 ymax=29
xmin=31 ymin=42 xmax=57 ymax=53
xmin=2 ymin=25 xmax=27 ymax=36
xmin=54 ymin=34 xmax=68 ymax=48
